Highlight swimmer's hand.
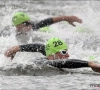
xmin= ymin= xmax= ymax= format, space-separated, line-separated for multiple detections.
xmin=65 ymin=16 xmax=82 ymax=26
xmin=4 ymin=46 xmax=20 ymax=60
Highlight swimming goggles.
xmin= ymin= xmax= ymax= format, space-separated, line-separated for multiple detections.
xmin=59 ymin=50 xmax=67 ymax=55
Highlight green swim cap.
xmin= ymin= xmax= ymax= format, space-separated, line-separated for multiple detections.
xmin=45 ymin=38 xmax=68 ymax=56
xmin=12 ymin=12 xmax=30 ymax=26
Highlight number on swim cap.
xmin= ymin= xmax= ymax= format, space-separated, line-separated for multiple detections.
xmin=53 ymin=40 xmax=63 ymax=47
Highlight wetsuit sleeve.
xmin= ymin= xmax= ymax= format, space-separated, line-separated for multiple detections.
xmin=48 ymin=59 xmax=89 ymax=68
xmin=32 ymin=18 xmax=53 ymax=29
xmin=19 ymin=44 xmax=46 ymax=56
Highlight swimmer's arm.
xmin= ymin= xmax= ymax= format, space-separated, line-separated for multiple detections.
xmin=20 ymin=44 xmax=46 ymax=55
xmin=49 ymin=59 xmax=88 ymax=68
xmin=4 ymin=44 xmax=46 ymax=58
xmin=52 ymin=16 xmax=82 ymax=26
xmin=32 ymin=18 xmax=53 ymax=29
xmin=33 ymin=16 xmax=82 ymax=29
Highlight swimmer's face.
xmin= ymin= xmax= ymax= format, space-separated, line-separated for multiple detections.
xmin=16 ymin=21 xmax=32 ymax=33
xmin=47 ymin=50 xmax=69 ymax=60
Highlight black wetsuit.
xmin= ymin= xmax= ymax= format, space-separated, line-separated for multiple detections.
xmin=31 ymin=18 xmax=53 ymax=30
xmin=20 ymin=44 xmax=89 ymax=69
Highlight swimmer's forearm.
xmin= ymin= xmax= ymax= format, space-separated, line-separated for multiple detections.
xmin=52 ymin=16 xmax=82 ymax=26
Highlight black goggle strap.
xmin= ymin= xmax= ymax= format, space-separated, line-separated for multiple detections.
xmin=22 ymin=22 xmax=32 ymax=26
